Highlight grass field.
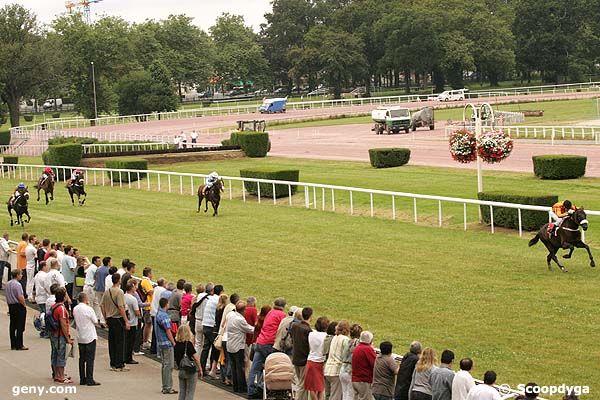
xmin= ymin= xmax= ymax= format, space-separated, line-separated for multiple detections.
xmin=1 ymin=159 xmax=599 ymax=396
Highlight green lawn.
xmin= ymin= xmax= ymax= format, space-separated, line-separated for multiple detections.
xmin=0 ymin=168 xmax=597 ymax=396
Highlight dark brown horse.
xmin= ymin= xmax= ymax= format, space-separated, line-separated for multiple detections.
xmin=67 ymin=174 xmax=87 ymax=206
xmin=34 ymin=175 xmax=54 ymax=205
xmin=7 ymin=193 xmax=30 ymax=227
xmin=529 ymin=208 xmax=595 ymax=272
xmin=197 ymin=178 xmax=223 ymax=216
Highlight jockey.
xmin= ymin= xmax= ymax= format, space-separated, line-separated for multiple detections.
xmin=202 ymin=171 xmax=220 ymax=195
xmin=548 ymin=199 xmax=576 ymax=235
xmin=40 ymin=166 xmax=55 ymax=184
xmin=9 ymin=183 xmax=29 ymax=206
xmin=70 ymin=168 xmax=84 ymax=187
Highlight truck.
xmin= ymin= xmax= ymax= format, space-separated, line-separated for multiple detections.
xmin=410 ymin=107 xmax=435 ymax=131
xmin=371 ymin=107 xmax=411 ymax=134
xmin=43 ymin=98 xmax=63 ymax=110
xmin=258 ymin=97 xmax=288 ymax=113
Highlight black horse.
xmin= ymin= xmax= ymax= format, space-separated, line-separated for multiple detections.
xmin=197 ymin=178 xmax=223 ymax=216
xmin=7 ymin=193 xmax=30 ymax=227
xmin=529 ymin=208 xmax=595 ymax=272
xmin=34 ymin=175 xmax=55 ymax=205
xmin=67 ymin=175 xmax=87 ymax=206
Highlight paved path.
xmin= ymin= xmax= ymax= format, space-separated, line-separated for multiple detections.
xmin=0 ymin=299 xmax=239 ymax=400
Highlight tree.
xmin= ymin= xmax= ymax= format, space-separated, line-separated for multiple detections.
xmin=0 ymin=4 xmax=61 ymax=126
xmin=117 ymin=61 xmax=177 ymax=116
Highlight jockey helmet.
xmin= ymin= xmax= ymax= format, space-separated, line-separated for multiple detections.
xmin=563 ymin=200 xmax=572 ymax=209
xmin=17 ymin=183 xmax=26 ymax=190
xmin=75 ymin=168 xmax=83 ymax=174
xmin=44 ymin=167 xmax=53 ymax=174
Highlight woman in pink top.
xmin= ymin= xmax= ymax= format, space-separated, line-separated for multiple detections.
xmin=180 ymin=283 xmax=194 ymax=322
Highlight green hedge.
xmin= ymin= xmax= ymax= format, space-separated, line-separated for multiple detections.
xmin=227 ymin=131 xmax=270 ymax=157
xmin=2 ymin=156 xmax=17 ymax=172
xmin=532 ymin=155 xmax=587 ymax=180
xmin=42 ymin=143 xmax=83 ymax=180
xmin=48 ymin=136 xmax=99 ymax=145
xmin=478 ymin=192 xmax=558 ymax=231
xmin=240 ymin=168 xmax=299 ymax=198
xmin=368 ymin=148 xmax=411 ymax=168
xmin=105 ymin=158 xmax=148 ymax=182
xmin=0 ymin=131 xmax=11 ymax=145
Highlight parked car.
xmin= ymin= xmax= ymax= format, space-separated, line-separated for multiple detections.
xmin=258 ymin=97 xmax=288 ymax=113
xmin=307 ymin=88 xmax=329 ymax=96
xmin=253 ymin=89 xmax=269 ymax=96
xmin=436 ymin=89 xmax=467 ymax=101
xmin=273 ymin=87 xmax=288 ymax=95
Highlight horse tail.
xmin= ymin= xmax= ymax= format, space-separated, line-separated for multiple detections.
xmin=528 ymin=232 xmax=541 ymax=247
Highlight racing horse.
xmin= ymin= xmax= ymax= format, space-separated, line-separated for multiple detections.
xmin=197 ymin=178 xmax=224 ymax=216
xmin=67 ymin=173 xmax=87 ymax=206
xmin=529 ymin=208 xmax=595 ymax=272
xmin=34 ymin=175 xmax=55 ymax=205
xmin=7 ymin=193 xmax=30 ymax=227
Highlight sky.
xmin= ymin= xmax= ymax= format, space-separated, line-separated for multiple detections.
xmin=3 ymin=0 xmax=273 ymax=31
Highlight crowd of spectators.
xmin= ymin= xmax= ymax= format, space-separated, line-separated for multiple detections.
xmin=1 ymin=232 xmax=580 ymax=400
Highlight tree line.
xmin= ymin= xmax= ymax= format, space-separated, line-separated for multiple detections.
xmin=1 ymin=0 xmax=599 ymax=125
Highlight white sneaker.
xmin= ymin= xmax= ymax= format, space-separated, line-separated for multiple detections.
xmin=134 ymin=351 xmax=144 ymax=356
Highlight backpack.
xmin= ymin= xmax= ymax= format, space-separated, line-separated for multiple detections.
xmin=45 ymin=303 xmax=63 ymax=332
xmin=280 ymin=319 xmax=295 ymax=353
xmin=188 ymin=294 xmax=209 ymax=335
xmin=137 ymin=279 xmax=149 ymax=303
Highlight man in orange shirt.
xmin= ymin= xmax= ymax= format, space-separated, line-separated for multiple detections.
xmin=16 ymin=233 xmax=28 ymax=297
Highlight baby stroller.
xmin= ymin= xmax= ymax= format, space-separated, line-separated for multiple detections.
xmin=263 ymin=352 xmax=295 ymax=400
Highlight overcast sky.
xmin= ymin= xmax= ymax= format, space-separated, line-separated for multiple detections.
xmin=3 ymin=0 xmax=273 ymax=31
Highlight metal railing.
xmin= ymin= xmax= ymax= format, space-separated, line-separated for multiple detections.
xmin=10 ymin=82 xmax=600 ymax=133
xmin=445 ymin=124 xmax=600 ymax=144
xmin=82 ymin=142 xmax=218 ymax=154
xmin=0 ymin=145 xmax=48 ymax=156
xmin=2 ymin=163 xmax=598 ymax=238
xmin=10 ymin=127 xmax=230 ymax=142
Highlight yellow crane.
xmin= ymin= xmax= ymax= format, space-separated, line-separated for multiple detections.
xmin=65 ymin=0 xmax=104 ymax=24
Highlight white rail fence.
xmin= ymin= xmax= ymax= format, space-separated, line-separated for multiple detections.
xmin=10 ymin=127 xmax=230 ymax=142
xmin=445 ymin=125 xmax=600 ymax=144
xmin=9 ymin=82 xmax=600 ymax=133
xmin=1 ymin=163 xmax=598 ymax=238
xmin=0 ymin=145 xmax=48 ymax=156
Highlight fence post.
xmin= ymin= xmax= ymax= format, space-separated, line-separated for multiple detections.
xmin=392 ymin=196 xmax=396 ymax=220
xmin=168 ymin=175 xmax=171 ymax=193
xmin=413 ymin=198 xmax=418 ymax=223
xmin=313 ymin=187 xmax=317 ymax=209
xmin=370 ymin=193 xmax=374 ymax=217
xmin=119 ymin=172 xmax=122 ymax=188
xmin=350 ymin=191 xmax=354 ymax=215
xmin=438 ymin=201 xmax=443 ymax=227
xmin=190 ymin=177 xmax=194 ymax=196
xmin=490 ymin=205 xmax=495 ymax=233
xmin=242 ymin=181 xmax=246 ymax=202
xmin=331 ymin=189 xmax=335 ymax=212
xmin=229 ymin=180 xmax=232 ymax=200
xmin=321 ymin=187 xmax=325 ymax=211
xmin=147 ymin=174 xmax=151 ymax=191
xmin=288 ymin=185 xmax=292 ymax=206
xmin=110 ymin=171 xmax=113 ymax=186
xmin=518 ymin=208 xmax=523 ymax=237
xmin=257 ymin=181 xmax=261 ymax=204
xmin=180 ymin=176 xmax=183 ymax=195
xmin=137 ymin=172 xmax=141 ymax=189
xmin=157 ymin=173 xmax=161 ymax=192
xmin=463 ymin=203 xmax=467 ymax=231
xmin=128 ymin=172 xmax=131 ymax=188
xmin=273 ymin=183 xmax=277 ymax=204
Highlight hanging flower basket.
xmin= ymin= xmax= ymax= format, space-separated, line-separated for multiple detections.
xmin=449 ymin=129 xmax=477 ymax=163
xmin=477 ymin=130 xmax=513 ymax=164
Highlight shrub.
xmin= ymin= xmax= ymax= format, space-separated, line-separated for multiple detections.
xmin=43 ymin=143 xmax=83 ymax=180
xmin=240 ymin=168 xmax=300 ymax=198
xmin=52 ymin=113 xmax=61 ymax=119
xmin=221 ymin=139 xmax=232 ymax=146
xmin=368 ymin=148 xmax=411 ymax=168
xmin=23 ymin=115 xmax=33 ymax=122
xmin=226 ymin=131 xmax=270 ymax=157
xmin=105 ymin=158 xmax=148 ymax=183
xmin=532 ymin=155 xmax=587 ymax=180
xmin=0 ymin=131 xmax=11 ymax=145
xmin=2 ymin=156 xmax=18 ymax=171
xmin=48 ymin=136 xmax=98 ymax=145
xmin=478 ymin=192 xmax=558 ymax=231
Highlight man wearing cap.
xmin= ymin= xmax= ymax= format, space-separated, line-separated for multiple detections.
xmin=273 ymin=305 xmax=300 ymax=356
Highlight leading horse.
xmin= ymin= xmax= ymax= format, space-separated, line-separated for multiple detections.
xmin=197 ymin=178 xmax=224 ymax=216
xmin=529 ymin=208 xmax=595 ymax=272
xmin=34 ymin=175 xmax=54 ymax=205
xmin=67 ymin=175 xmax=87 ymax=206
xmin=7 ymin=193 xmax=30 ymax=227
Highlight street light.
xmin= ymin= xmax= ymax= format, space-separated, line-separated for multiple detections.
xmin=91 ymin=61 xmax=98 ymax=121
xmin=462 ymin=102 xmax=495 ymax=193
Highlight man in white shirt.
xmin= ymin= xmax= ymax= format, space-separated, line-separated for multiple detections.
xmin=0 ymin=233 xmax=13 ymax=289
xmin=124 ymin=281 xmax=141 ymax=364
xmin=84 ymin=256 xmax=102 ymax=322
xmin=60 ymin=246 xmax=77 ymax=306
xmin=25 ymin=235 xmax=37 ymax=300
xmin=453 ymin=358 xmax=476 ymax=400
xmin=149 ymin=278 xmax=166 ymax=354
xmin=34 ymin=261 xmax=50 ymax=338
xmin=73 ymin=292 xmax=100 ymax=386
xmin=116 ymin=258 xmax=129 ymax=276
xmin=55 ymin=243 xmax=65 ymax=265
xmin=200 ymin=284 xmax=220 ymax=375
xmin=190 ymin=130 xmax=198 ymax=144
xmin=466 ymin=371 xmax=503 ymax=400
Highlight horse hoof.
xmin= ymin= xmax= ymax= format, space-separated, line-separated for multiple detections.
xmin=591 ymin=261 xmax=596 ymax=268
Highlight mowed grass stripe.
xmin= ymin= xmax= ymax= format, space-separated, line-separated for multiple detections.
xmin=1 ymin=179 xmax=598 ymax=393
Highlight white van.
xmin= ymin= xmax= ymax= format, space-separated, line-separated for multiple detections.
xmin=43 ymin=98 xmax=63 ymax=109
xmin=437 ymin=89 xmax=467 ymax=101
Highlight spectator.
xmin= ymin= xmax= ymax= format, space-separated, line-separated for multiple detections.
xmin=180 ymin=282 xmax=194 ymax=324
xmin=191 ymin=283 xmax=210 ymax=354
xmin=150 ymin=278 xmax=167 ymax=355
xmin=100 ymin=273 xmax=130 ymax=372
xmin=522 ymin=383 xmax=539 ymax=400
xmin=562 ymin=395 xmax=579 ymax=400
xmin=46 ymin=283 xmax=59 ymax=310
xmin=37 ymin=238 xmax=50 ymax=266
xmin=323 ymin=321 xmax=338 ymax=360
xmin=273 ymin=305 xmax=300 ymax=355
xmin=373 ymin=341 xmax=400 ymax=400
xmin=431 ymin=350 xmax=455 ymax=400
xmin=190 ymin=130 xmax=198 ymax=144
xmin=352 ymin=330 xmax=376 ymax=400
xmin=409 ymin=347 xmax=438 ymax=400
xmin=340 ymin=324 xmax=363 ymax=400
xmin=175 ymin=324 xmax=202 ymax=400
xmin=452 ymin=358 xmax=475 ymax=400
xmin=226 ymin=300 xmax=255 ymax=393
xmin=220 ymin=293 xmax=241 ymax=385
xmin=324 ymin=320 xmax=350 ymax=400
xmin=6 ymin=269 xmax=27 ymax=350
xmin=466 ymin=371 xmax=502 ymax=400
xmin=305 ymin=316 xmax=330 ymax=400
xmin=120 ymin=261 xmax=136 ymax=292
xmin=247 ymin=297 xmax=287 ymax=399
xmin=73 ymin=292 xmax=100 ymax=386
xmin=290 ymin=306 xmax=313 ymax=400
xmin=117 ymin=258 xmax=129 ymax=276
xmin=60 ymin=245 xmax=76 ymax=305
xmin=200 ymin=283 xmax=220 ymax=376
xmin=84 ymin=256 xmax=101 ymax=323
xmin=252 ymin=304 xmax=272 ymax=344
xmin=243 ymin=296 xmax=258 ymax=369
xmin=93 ymin=256 xmax=111 ymax=327
xmin=50 ymin=286 xmax=73 ymax=383
xmin=34 ymin=261 xmax=50 ymax=338
xmin=25 ymin=234 xmax=37 ymax=300
xmin=73 ymin=254 xmax=86 ymax=305
xmin=212 ymin=293 xmax=230 ymax=381
xmin=168 ymin=278 xmax=185 ymax=327
xmin=124 ymin=281 xmax=141 ymax=365
xmin=139 ymin=267 xmax=155 ymax=350
xmin=104 ymin=266 xmax=117 ymax=293
xmin=55 ymin=242 xmax=64 ymax=265
xmin=16 ymin=233 xmax=28 ymax=296
xmin=395 ymin=341 xmax=422 ymax=400
xmin=156 ymin=297 xmax=177 ymax=394
xmin=0 ymin=233 xmax=12 ymax=290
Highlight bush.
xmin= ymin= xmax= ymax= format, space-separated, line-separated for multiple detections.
xmin=23 ymin=115 xmax=33 ymax=122
xmin=52 ymin=113 xmax=61 ymax=119
xmin=2 ymin=156 xmax=18 ymax=171
xmin=478 ymin=192 xmax=558 ymax=231
xmin=532 ymin=155 xmax=587 ymax=180
xmin=43 ymin=143 xmax=83 ymax=180
xmin=240 ymin=168 xmax=300 ymax=198
xmin=221 ymin=139 xmax=232 ymax=146
xmin=48 ymin=136 xmax=98 ymax=145
xmin=105 ymin=158 xmax=148 ymax=183
xmin=368 ymin=148 xmax=411 ymax=168
xmin=227 ymin=131 xmax=270 ymax=157
xmin=0 ymin=131 xmax=11 ymax=145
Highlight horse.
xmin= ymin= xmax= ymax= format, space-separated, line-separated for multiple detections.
xmin=7 ymin=193 xmax=30 ymax=227
xmin=197 ymin=178 xmax=224 ymax=216
xmin=528 ymin=208 xmax=595 ymax=272
xmin=67 ymin=176 xmax=87 ymax=206
xmin=34 ymin=175 xmax=54 ymax=205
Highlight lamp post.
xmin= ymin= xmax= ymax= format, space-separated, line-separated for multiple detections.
xmin=463 ymin=102 xmax=495 ymax=194
xmin=91 ymin=61 xmax=98 ymax=121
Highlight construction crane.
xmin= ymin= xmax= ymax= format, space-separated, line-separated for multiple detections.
xmin=65 ymin=0 xmax=104 ymax=24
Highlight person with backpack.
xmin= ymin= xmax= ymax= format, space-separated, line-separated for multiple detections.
xmin=273 ymin=305 xmax=300 ymax=356
xmin=139 ymin=267 xmax=155 ymax=350
xmin=48 ymin=286 xmax=73 ymax=384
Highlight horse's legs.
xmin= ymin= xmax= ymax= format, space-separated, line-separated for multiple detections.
xmin=204 ymin=196 xmax=209 ymax=213
xmin=37 ymin=188 xmax=41 ymax=202
xmin=80 ymin=190 xmax=86 ymax=205
xmin=25 ymin=210 xmax=31 ymax=223
xmin=212 ymin=200 xmax=219 ymax=217
xmin=50 ymin=188 xmax=54 ymax=201
xmin=8 ymin=207 xmax=14 ymax=227
xmin=574 ymin=240 xmax=596 ymax=267
xmin=563 ymin=245 xmax=575 ymax=259
xmin=197 ymin=195 xmax=203 ymax=213
xmin=69 ymin=189 xmax=75 ymax=206
xmin=546 ymin=253 xmax=553 ymax=271
xmin=551 ymin=248 xmax=567 ymax=272
xmin=45 ymin=190 xmax=49 ymax=205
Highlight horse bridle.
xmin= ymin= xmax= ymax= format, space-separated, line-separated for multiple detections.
xmin=561 ymin=211 xmax=588 ymax=231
